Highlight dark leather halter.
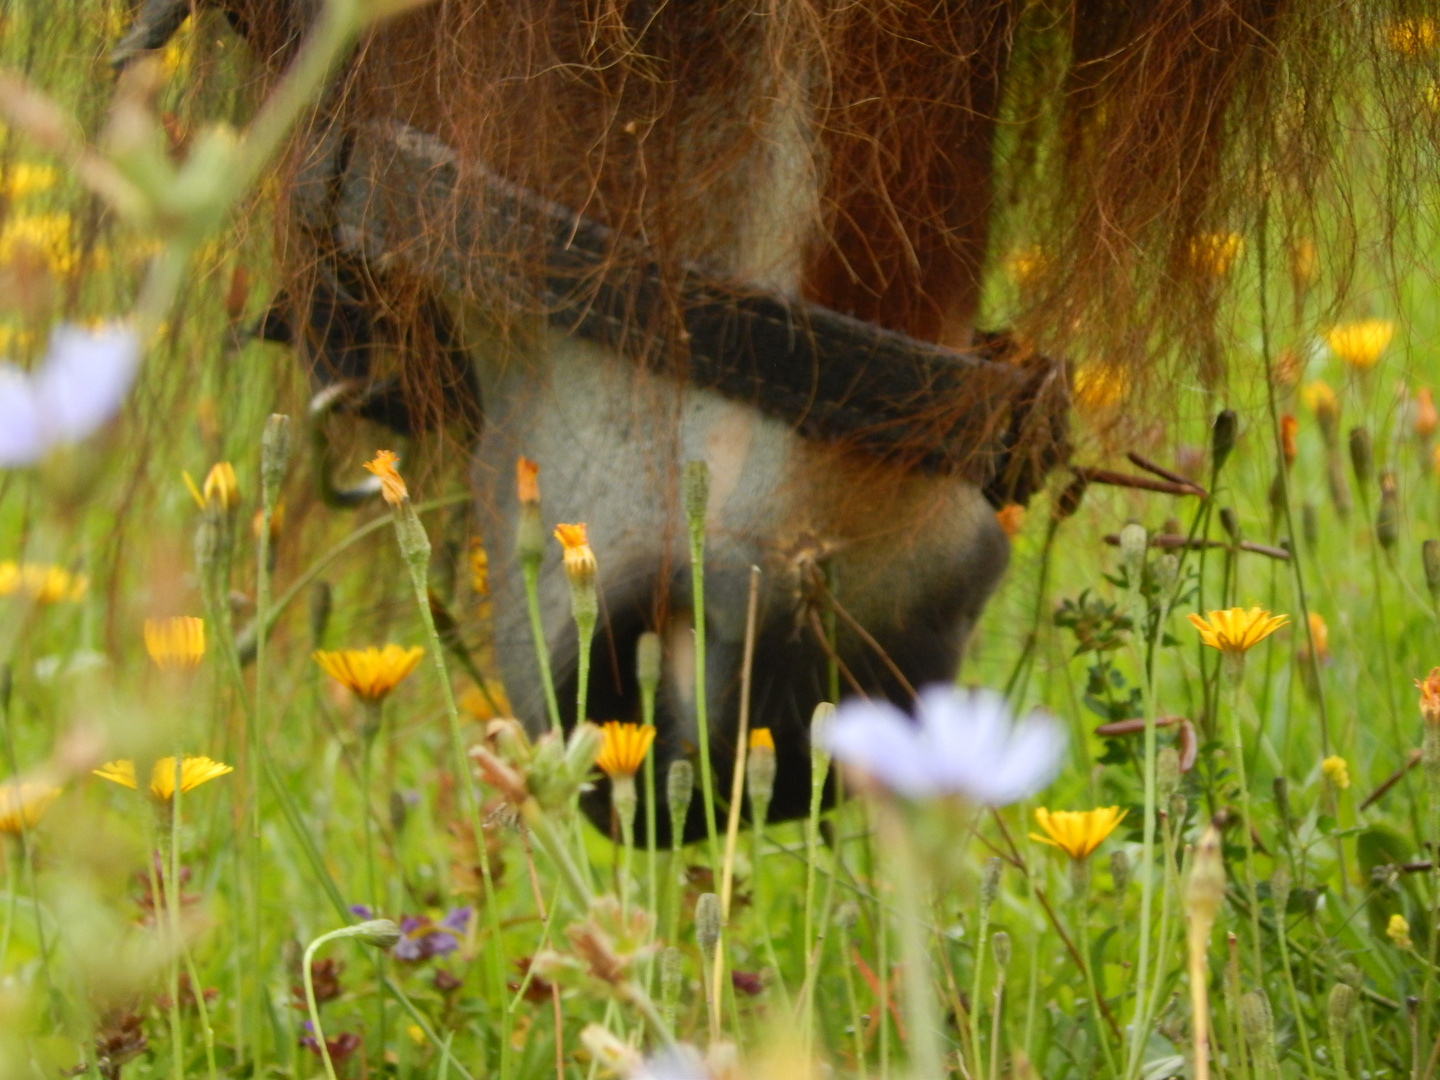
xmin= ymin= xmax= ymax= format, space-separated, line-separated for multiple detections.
xmin=300 ymin=122 xmax=1071 ymax=507
xmin=112 ymin=0 xmax=1071 ymax=508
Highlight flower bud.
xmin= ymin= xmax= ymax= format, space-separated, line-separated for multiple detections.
xmin=810 ymin=702 xmax=833 ymax=791
xmin=667 ymin=759 xmax=694 ymax=847
xmin=1109 ymin=850 xmax=1130 ymax=896
xmin=980 ymin=856 xmax=1003 ymax=915
xmin=1270 ymin=865 xmax=1291 ymax=916
xmin=1169 ymin=793 xmax=1187 ymax=824
xmin=1054 ymin=475 xmax=1088 ymax=519
xmin=991 ymin=931 xmax=1012 ymax=969
xmin=1157 ymin=747 xmax=1180 ymax=805
xmin=1119 ymin=523 xmax=1147 ymax=580
xmin=835 ymin=900 xmax=859 ymax=932
xmin=1387 ymin=913 xmax=1413 ymax=949
xmin=637 ymin=632 xmax=662 ymax=697
xmin=695 ymin=893 xmax=722 ymax=954
xmin=308 ymin=580 xmax=332 ymax=650
xmin=1349 ymin=426 xmax=1374 ymax=491
xmin=1424 ymin=540 xmax=1440 ymax=599
xmin=1240 ymin=991 xmax=1277 ymax=1077
xmin=1152 ymin=553 xmax=1179 ymax=595
xmin=1327 ymin=982 xmax=1357 ymax=1055
xmin=1376 ymin=468 xmax=1399 ymax=550
xmin=1327 ymin=454 xmax=1353 ymax=520
xmin=554 ymin=524 xmax=597 ymax=591
xmin=746 ymin=734 xmax=777 ymax=825
xmin=352 ymin=919 xmax=403 ymax=950
xmin=682 ymin=460 xmax=710 ymax=540
xmin=261 ymin=414 xmax=292 ymax=505
xmin=1220 ymin=507 xmax=1241 ymax=543
xmin=659 ymin=946 xmax=683 ymax=1027
xmin=1186 ymin=825 xmax=1226 ymax=927
xmin=1211 ymin=409 xmax=1238 ymax=474
xmin=1302 ymin=502 xmax=1319 ymax=549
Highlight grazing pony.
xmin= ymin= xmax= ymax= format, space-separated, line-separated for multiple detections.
xmin=112 ymin=0 xmax=1440 ymax=837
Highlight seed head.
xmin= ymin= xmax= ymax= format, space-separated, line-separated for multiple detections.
xmin=667 ymin=759 xmax=694 ymax=845
xmin=636 ymin=632 xmax=662 ymax=695
xmin=1211 ymin=409 xmax=1238 ymax=473
xmin=991 ymin=931 xmax=1012 ymax=968
xmin=695 ymin=893 xmax=721 ymax=953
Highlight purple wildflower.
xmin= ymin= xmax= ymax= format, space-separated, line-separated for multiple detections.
xmin=820 ymin=685 xmax=1065 ymax=804
xmin=0 ymin=323 xmax=139 ymax=466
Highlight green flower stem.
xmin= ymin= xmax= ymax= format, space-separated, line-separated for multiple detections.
xmin=687 ymin=532 xmax=722 ymax=879
xmin=969 ymin=884 xmax=993 ymax=1079
xmin=1073 ymin=859 xmax=1119 ymax=1077
xmin=158 ymin=783 xmax=184 ymax=1080
xmin=520 ymin=799 xmax=596 ymax=912
xmin=1223 ymin=651 xmax=1267 ymax=986
xmin=641 ymin=673 xmax=659 ymax=945
xmin=302 ymin=924 xmax=375 ymax=1080
xmin=162 ymin=772 xmax=220 ymax=1080
xmin=359 ymin=715 xmax=386 ymax=1063
xmin=878 ymin=802 xmax=943 ymax=1080
xmin=0 ymin=680 xmax=54 ymax=1025
xmin=521 ymin=558 xmax=562 ymax=734
xmin=392 ymin=502 xmax=512 ymax=1080
xmin=1274 ymin=902 xmax=1320 ymax=1080
xmin=0 ymin=840 xmax=13 ymax=974
xmin=838 ymin=918 xmax=870 ymax=1080
xmin=800 ymin=715 xmax=831 ymax=1049
xmin=615 ymin=776 xmax=637 ymax=920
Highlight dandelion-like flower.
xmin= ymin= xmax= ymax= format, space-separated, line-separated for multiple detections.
xmin=1188 ymin=607 xmax=1289 ymax=655
xmin=1301 ymin=380 xmax=1338 ymax=417
xmin=0 ymin=780 xmax=61 ymax=835
xmin=820 ymin=685 xmax=1065 ymax=804
xmin=1419 ymin=667 xmax=1440 ymax=724
xmin=0 ymin=322 xmax=140 ymax=466
xmin=1324 ymin=319 xmax=1394 ymax=370
xmin=94 ymin=756 xmax=233 ymax=800
xmin=363 ymin=450 xmax=408 ymax=507
xmin=144 ymin=616 xmax=205 ymax=669
xmin=555 ymin=523 xmax=597 ymax=588
xmin=595 ymin=722 xmax=656 ymax=780
xmin=0 ymin=561 xmax=87 ymax=604
xmin=1030 ymin=806 xmax=1127 ymax=861
xmin=313 ymin=645 xmax=424 ymax=703
xmin=1322 ymin=755 xmax=1351 ymax=790
xmin=748 ymin=727 xmax=774 ymax=752
xmin=1280 ymin=414 xmax=1298 ymax=469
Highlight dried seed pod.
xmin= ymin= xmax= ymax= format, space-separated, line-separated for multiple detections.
xmin=1348 ymin=426 xmax=1374 ymax=491
xmin=1212 ymin=409 xmax=1238 ymax=474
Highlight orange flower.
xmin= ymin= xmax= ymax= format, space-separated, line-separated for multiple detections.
xmin=364 ymin=450 xmax=408 ymax=507
xmin=1280 ymin=414 xmax=1298 ymax=469
xmin=1418 ymin=388 xmax=1438 ymax=439
xmin=516 ymin=457 xmax=540 ymax=506
xmin=1188 ymin=607 xmax=1289 ymax=655
xmin=595 ymin=722 xmax=655 ymax=779
xmin=1307 ymin=612 xmax=1330 ymax=664
xmin=555 ymin=523 xmax=597 ymax=587
xmin=1418 ymin=667 xmax=1440 ymax=725
xmin=996 ymin=503 xmax=1025 ymax=538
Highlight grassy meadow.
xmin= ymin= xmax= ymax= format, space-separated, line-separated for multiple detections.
xmin=10 ymin=3 xmax=1440 ymax=1079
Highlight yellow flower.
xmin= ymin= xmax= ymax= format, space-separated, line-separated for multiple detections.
xmin=144 ymin=616 xmax=205 ymax=669
xmin=313 ymin=645 xmax=425 ymax=703
xmin=555 ymin=523 xmax=597 ymax=588
xmin=183 ymin=462 xmax=239 ymax=512
xmin=94 ymin=756 xmax=233 ymax=800
xmin=0 ymin=213 xmax=76 ymax=276
xmin=0 ymin=780 xmax=61 ymax=835
xmin=1388 ymin=16 xmax=1438 ymax=57
xmin=749 ymin=728 xmax=774 ymax=752
xmin=0 ymin=561 xmax=87 ymax=604
xmin=1072 ymin=362 xmax=1128 ymax=414
xmin=1324 ymin=319 xmax=1394 ymax=370
xmin=4 ymin=162 xmax=56 ymax=202
xmin=1030 ymin=806 xmax=1127 ymax=861
xmin=595 ymin=721 xmax=656 ymax=780
xmin=1188 ymin=231 xmax=1244 ymax=276
xmin=1321 ymin=755 xmax=1350 ymax=790
xmin=1187 ymin=607 xmax=1289 ymax=655
xmin=1387 ymin=913 xmax=1413 ymax=949
xmin=364 ymin=450 xmax=408 ymax=507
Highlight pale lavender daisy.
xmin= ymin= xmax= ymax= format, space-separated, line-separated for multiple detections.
xmin=820 ymin=685 xmax=1065 ymax=804
xmin=0 ymin=322 xmax=140 ymax=466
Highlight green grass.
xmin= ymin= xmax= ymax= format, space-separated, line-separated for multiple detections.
xmin=11 ymin=4 xmax=1440 ymax=1079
